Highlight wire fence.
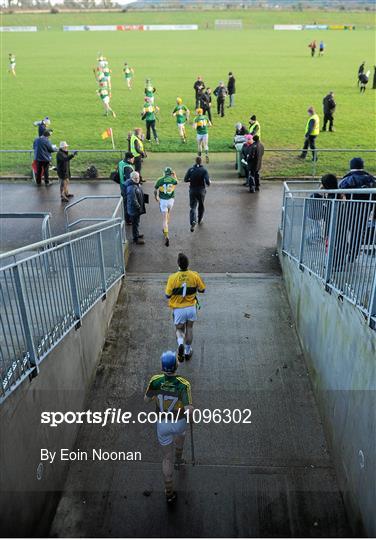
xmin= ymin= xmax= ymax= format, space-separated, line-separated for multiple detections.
xmin=1 ymin=148 xmax=375 ymax=180
xmin=0 ymin=219 xmax=125 ymax=404
xmin=281 ymin=182 xmax=376 ymax=328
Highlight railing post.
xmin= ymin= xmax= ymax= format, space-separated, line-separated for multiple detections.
xmin=66 ymin=243 xmax=82 ymax=327
xmin=298 ymin=199 xmax=308 ymax=269
xmin=97 ymin=231 xmax=107 ymax=297
xmin=369 ymin=268 xmax=376 ymax=329
xmin=12 ymin=266 xmax=39 ymax=376
xmin=118 ymin=223 xmax=126 ymax=275
xmin=324 ymin=200 xmax=338 ymax=285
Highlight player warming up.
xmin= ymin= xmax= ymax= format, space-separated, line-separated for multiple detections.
xmin=8 ymin=53 xmax=16 ymax=77
xmin=123 ymin=62 xmax=134 ymax=89
xmin=144 ymin=351 xmax=193 ymax=504
xmin=193 ymin=108 xmax=211 ymax=163
xmin=154 ymin=167 xmax=178 ymax=247
xmin=172 ymin=97 xmax=190 ymax=143
xmin=165 ymin=252 xmax=206 ymax=362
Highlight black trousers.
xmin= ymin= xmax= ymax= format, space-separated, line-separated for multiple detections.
xmin=301 ymin=135 xmax=317 ymax=160
xmin=146 ymin=120 xmax=158 ymax=141
xmin=323 ymin=113 xmax=334 ymax=131
xmin=249 ymin=168 xmax=260 ymax=189
xmin=203 ymin=106 xmax=212 ymax=122
xmin=134 ymin=156 xmax=143 ymax=182
xmin=36 ymin=160 xmax=50 ymax=184
xmin=217 ymin=99 xmax=225 ymax=117
xmin=130 ymin=213 xmax=140 ymax=241
xmin=189 ymin=189 xmax=206 ymax=225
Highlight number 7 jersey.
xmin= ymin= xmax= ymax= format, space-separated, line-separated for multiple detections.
xmin=145 ymin=374 xmax=192 ymax=418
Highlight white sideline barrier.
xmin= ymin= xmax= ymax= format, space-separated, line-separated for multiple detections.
xmin=0 ymin=26 xmax=37 ymax=32
xmin=274 ymin=24 xmax=303 ymax=30
xmin=141 ymin=24 xmax=198 ymax=31
xmin=63 ymin=24 xmax=197 ymax=32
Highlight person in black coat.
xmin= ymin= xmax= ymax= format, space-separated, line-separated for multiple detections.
xmin=322 ymin=91 xmax=336 ymax=132
xmin=227 ymin=72 xmax=236 ymax=108
xmin=214 ymin=82 xmax=228 ymax=117
xmin=246 ymin=135 xmax=264 ymax=192
xmin=193 ymin=76 xmax=205 ymax=108
xmin=199 ymin=88 xmax=212 ymax=123
xmin=184 ymin=156 xmax=211 ymax=231
xmin=56 ymin=141 xmax=78 ymax=202
xmin=357 ymin=61 xmax=365 ymax=86
xmin=126 ymin=171 xmax=146 ymax=244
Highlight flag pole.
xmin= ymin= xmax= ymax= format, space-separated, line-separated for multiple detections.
xmin=110 ymin=128 xmax=115 ymax=150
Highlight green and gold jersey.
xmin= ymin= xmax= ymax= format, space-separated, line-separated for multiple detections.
xmin=194 ymin=114 xmax=209 ymax=135
xmin=123 ymin=66 xmax=133 ymax=78
xmin=165 ymin=270 xmax=206 ymax=308
xmin=145 ymin=374 xmax=192 ymax=418
xmin=154 ymin=175 xmax=178 ymax=200
xmin=172 ymin=104 xmax=188 ymax=124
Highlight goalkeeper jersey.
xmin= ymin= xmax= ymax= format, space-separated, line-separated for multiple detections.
xmin=165 ymin=270 xmax=205 ymax=308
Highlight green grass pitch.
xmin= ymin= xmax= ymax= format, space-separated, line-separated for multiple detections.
xmin=1 ymin=10 xmax=375 ymax=177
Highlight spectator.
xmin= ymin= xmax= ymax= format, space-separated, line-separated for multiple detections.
xmin=214 ymin=82 xmax=228 ymax=117
xmin=306 ymin=173 xmax=338 ymax=244
xmin=240 ymin=134 xmax=254 ymax=185
xmin=235 ymin=122 xmax=248 ymax=137
xmin=129 ymin=128 xmax=146 ymax=183
xmin=56 ymin=141 xmax=77 ymax=202
xmin=299 ymin=106 xmax=320 ymax=162
xmin=248 ymin=115 xmax=261 ymax=138
xmin=199 ymin=87 xmax=212 ymax=123
xmin=118 ymin=151 xmax=135 ymax=225
xmin=322 ymin=91 xmax=336 ymax=132
xmin=184 ymin=156 xmax=211 ymax=232
xmin=33 ymin=130 xmax=57 ymax=186
xmin=246 ymin=135 xmax=264 ymax=192
xmin=193 ymin=76 xmax=205 ymax=108
xmin=126 ymin=171 xmax=146 ymax=245
xmin=33 ymin=117 xmax=51 ymax=137
xmin=338 ymin=158 xmax=376 ymax=263
xmin=227 ymin=72 xmax=236 ymax=108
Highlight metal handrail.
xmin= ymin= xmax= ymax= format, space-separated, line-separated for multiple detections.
xmin=0 ymin=218 xmax=125 ymax=403
xmin=0 ymin=218 xmax=122 ymax=264
xmin=0 ymin=212 xmax=52 ymax=242
xmin=64 ymin=195 xmax=123 ymax=231
xmin=280 ymin=188 xmax=376 ymax=328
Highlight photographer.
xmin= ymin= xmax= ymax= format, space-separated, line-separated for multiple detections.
xmin=56 ymin=141 xmax=78 ymax=202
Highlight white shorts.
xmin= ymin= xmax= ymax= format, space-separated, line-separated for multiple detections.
xmin=197 ymin=134 xmax=208 ymax=146
xmin=157 ymin=418 xmax=187 ymax=446
xmin=177 ymin=123 xmax=186 ymax=135
xmin=159 ymin=199 xmax=174 ymax=213
xmin=102 ymin=96 xmax=110 ymax=105
xmin=173 ymin=305 xmax=197 ymax=325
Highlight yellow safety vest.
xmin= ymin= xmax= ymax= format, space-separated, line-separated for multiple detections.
xmin=249 ymin=121 xmax=261 ymax=139
xmin=305 ymin=114 xmax=320 ymax=136
xmin=130 ymin=134 xmax=144 ymax=157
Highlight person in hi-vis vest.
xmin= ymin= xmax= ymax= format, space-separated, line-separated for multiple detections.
xmin=299 ymin=107 xmax=319 ymax=162
xmin=129 ymin=127 xmax=146 ymax=182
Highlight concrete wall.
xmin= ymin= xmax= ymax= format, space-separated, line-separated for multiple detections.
xmin=0 ymin=279 xmax=123 ymax=537
xmin=278 ymin=240 xmax=376 ymax=537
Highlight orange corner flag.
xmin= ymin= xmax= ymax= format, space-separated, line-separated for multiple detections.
xmin=101 ymin=128 xmax=112 ymax=140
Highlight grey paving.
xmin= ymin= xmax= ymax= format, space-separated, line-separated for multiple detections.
xmin=50 ymin=274 xmax=351 ymax=537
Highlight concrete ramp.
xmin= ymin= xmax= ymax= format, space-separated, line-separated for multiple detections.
xmin=50 ymin=274 xmax=351 ymax=537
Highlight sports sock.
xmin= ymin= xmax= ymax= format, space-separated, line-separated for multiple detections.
xmin=177 ymin=336 xmax=184 ymax=346
xmin=185 ymin=344 xmax=191 ymax=354
xmin=163 ymin=228 xmax=168 ymax=237
xmin=175 ymin=448 xmax=183 ymax=462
